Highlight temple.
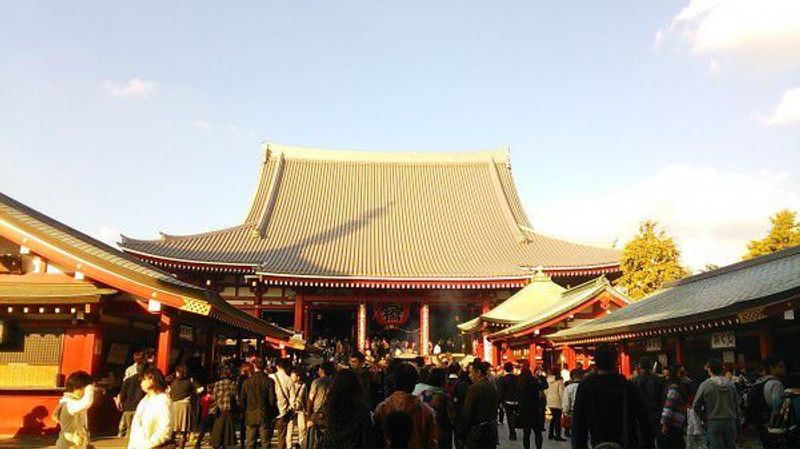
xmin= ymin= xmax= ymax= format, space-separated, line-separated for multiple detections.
xmin=120 ymin=143 xmax=621 ymax=354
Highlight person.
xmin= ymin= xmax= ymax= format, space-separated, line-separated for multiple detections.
xmin=572 ymin=344 xmax=654 ymax=449
xmin=54 ymin=371 xmax=95 ymax=449
xmin=288 ymin=367 xmax=308 ymax=449
xmin=239 ymin=362 xmax=254 ymax=449
xmin=457 ymin=360 xmax=499 ymax=449
xmin=170 ymin=364 xmax=195 ymax=449
xmin=545 ymin=370 xmax=566 ymax=441
xmin=749 ymin=356 xmax=786 ymax=448
xmin=349 ymin=352 xmax=373 ymax=407
xmin=272 ymin=358 xmax=294 ymax=449
xmin=307 ymin=361 xmax=335 ymax=428
xmin=119 ymin=364 xmax=146 ymax=439
xmin=692 ymin=358 xmax=740 ymax=449
xmin=209 ymin=366 xmax=240 ymax=449
xmin=421 ymin=368 xmax=453 ymax=449
xmin=127 ymin=367 xmax=173 ymax=449
xmin=194 ymin=384 xmax=215 ymax=449
xmin=375 ymin=363 xmax=437 ymax=449
xmin=450 ymin=363 xmax=472 ymax=449
xmin=125 ymin=351 xmax=145 ymax=380
xmin=660 ymin=366 xmax=688 ymax=449
xmin=497 ymin=362 xmax=518 ymax=441
xmin=242 ymin=358 xmax=278 ymax=449
xmin=317 ymin=369 xmax=376 ymax=449
xmin=635 ymin=356 xmax=664 ymax=442
xmin=516 ymin=366 xmax=548 ymax=449
xmin=562 ymin=368 xmax=583 ymax=427
xmin=384 ymin=410 xmax=414 ymax=449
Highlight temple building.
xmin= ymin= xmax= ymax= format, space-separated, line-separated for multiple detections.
xmin=0 ymin=193 xmax=291 ymax=436
xmin=548 ymin=246 xmax=800 ymax=378
xmin=120 ymin=143 xmax=621 ymax=354
xmin=459 ymin=272 xmax=629 ymax=368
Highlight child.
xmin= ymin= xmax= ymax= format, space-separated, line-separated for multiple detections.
xmin=54 ymin=371 xmax=95 ymax=449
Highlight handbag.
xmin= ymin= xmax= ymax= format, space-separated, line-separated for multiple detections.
xmin=561 ymin=413 xmax=572 ymax=430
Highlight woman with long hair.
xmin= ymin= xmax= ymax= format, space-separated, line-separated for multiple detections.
xmin=170 ymin=364 xmax=195 ymax=449
xmin=127 ymin=367 xmax=173 ymax=449
xmin=516 ymin=366 xmax=548 ymax=449
xmin=209 ymin=366 xmax=239 ymax=449
xmin=313 ymin=369 xmax=375 ymax=449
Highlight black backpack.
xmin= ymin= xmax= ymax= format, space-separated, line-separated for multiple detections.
xmin=745 ymin=380 xmax=770 ymax=426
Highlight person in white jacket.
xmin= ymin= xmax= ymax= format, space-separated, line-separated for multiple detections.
xmin=54 ymin=371 xmax=95 ymax=449
xmin=545 ymin=371 xmax=566 ymax=442
xmin=128 ymin=367 xmax=173 ymax=449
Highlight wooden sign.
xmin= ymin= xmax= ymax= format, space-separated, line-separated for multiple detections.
xmin=737 ymin=306 xmax=767 ymax=324
xmin=711 ymin=331 xmax=736 ymax=349
xmin=645 ymin=338 xmax=662 ymax=352
xmin=178 ymin=325 xmax=193 ymax=341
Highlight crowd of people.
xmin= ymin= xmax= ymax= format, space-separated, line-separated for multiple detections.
xmin=51 ymin=343 xmax=800 ymax=449
xmin=313 ymin=337 xmax=464 ymax=365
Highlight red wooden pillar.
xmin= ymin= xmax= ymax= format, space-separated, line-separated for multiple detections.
xmin=252 ymin=285 xmax=264 ymax=318
xmin=475 ymin=338 xmax=484 ymax=358
xmin=563 ymin=345 xmax=577 ymax=370
xmin=618 ymin=344 xmax=631 ymax=378
xmin=61 ymin=326 xmax=103 ymax=377
xmin=675 ymin=337 xmax=685 ymax=365
xmin=759 ymin=329 xmax=773 ymax=359
xmin=304 ymin=305 xmax=312 ymax=340
xmin=294 ymin=292 xmax=304 ymax=335
xmin=156 ymin=311 xmax=173 ymax=374
xmin=529 ymin=342 xmax=539 ymax=371
xmin=205 ymin=325 xmax=217 ymax=379
xmin=491 ymin=342 xmax=501 ymax=367
xmin=420 ymin=302 xmax=430 ymax=356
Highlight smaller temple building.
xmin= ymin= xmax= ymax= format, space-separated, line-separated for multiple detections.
xmin=549 ymin=246 xmax=800 ymax=379
xmin=0 ymin=193 xmax=292 ymax=436
xmin=459 ymin=271 xmax=629 ymax=370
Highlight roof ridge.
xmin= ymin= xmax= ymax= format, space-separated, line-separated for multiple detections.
xmin=667 ymin=245 xmax=800 ymax=288
xmin=121 ymin=224 xmax=251 ymax=244
xmin=561 ymin=276 xmax=608 ymax=295
xmin=263 ymin=142 xmax=509 ymax=164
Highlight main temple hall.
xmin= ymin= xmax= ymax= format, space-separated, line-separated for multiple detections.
xmin=120 ymin=143 xmax=621 ymax=355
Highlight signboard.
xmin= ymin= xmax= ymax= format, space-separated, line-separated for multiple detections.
xmin=178 ymin=325 xmax=193 ymax=341
xmin=645 ymin=338 xmax=662 ymax=352
xmin=711 ymin=331 xmax=736 ymax=349
xmin=737 ymin=306 xmax=767 ymax=324
xmin=723 ymin=350 xmax=735 ymax=364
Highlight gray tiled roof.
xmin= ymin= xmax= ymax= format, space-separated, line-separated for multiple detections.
xmin=120 ymin=143 xmax=620 ymax=279
xmin=550 ymin=246 xmax=800 ymax=342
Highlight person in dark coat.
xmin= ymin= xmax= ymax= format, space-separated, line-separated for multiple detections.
xmin=635 ymin=356 xmax=664 ymax=439
xmin=515 ymin=366 xmax=548 ymax=449
xmin=457 ymin=361 xmax=499 ymax=449
xmin=242 ymin=358 xmax=278 ymax=449
xmin=209 ymin=366 xmax=240 ymax=449
xmin=572 ymin=344 xmax=655 ymax=449
xmin=497 ymin=362 xmax=519 ymax=441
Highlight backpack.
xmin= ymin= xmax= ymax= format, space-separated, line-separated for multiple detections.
xmin=745 ymin=380 xmax=771 ymax=426
xmin=767 ymin=390 xmax=799 ymax=435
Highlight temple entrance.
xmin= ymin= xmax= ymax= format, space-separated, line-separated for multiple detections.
xmin=311 ymin=306 xmax=356 ymax=340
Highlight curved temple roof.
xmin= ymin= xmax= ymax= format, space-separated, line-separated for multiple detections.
xmin=121 ymin=143 xmax=620 ymax=281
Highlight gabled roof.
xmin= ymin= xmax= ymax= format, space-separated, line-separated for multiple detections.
xmin=489 ymin=276 xmax=630 ymax=339
xmin=120 ymin=143 xmax=620 ymax=282
xmin=458 ymin=271 xmax=566 ymax=332
xmin=0 ymin=193 xmax=292 ymax=339
xmin=550 ymin=246 xmax=800 ymax=343
xmin=0 ymin=274 xmax=117 ymax=304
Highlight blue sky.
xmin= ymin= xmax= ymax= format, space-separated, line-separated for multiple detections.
xmin=2 ymin=1 xmax=799 ymax=269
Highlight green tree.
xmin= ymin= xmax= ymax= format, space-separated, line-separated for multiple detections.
xmin=618 ymin=220 xmax=688 ymax=300
xmin=744 ymin=209 xmax=800 ymax=260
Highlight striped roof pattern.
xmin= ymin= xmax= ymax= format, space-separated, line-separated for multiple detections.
xmin=550 ymin=246 xmax=800 ymax=342
xmin=0 ymin=193 xmax=292 ymax=339
xmin=489 ymin=276 xmax=630 ymax=338
xmin=121 ymin=144 xmax=620 ymax=279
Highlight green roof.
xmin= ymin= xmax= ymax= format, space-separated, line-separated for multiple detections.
xmin=489 ymin=276 xmax=629 ymax=338
xmin=550 ymin=246 xmax=800 ymax=342
xmin=458 ymin=271 xmax=565 ymax=331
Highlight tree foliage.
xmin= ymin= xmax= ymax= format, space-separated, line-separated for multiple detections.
xmin=618 ymin=220 xmax=688 ymax=300
xmin=744 ymin=209 xmax=800 ymax=260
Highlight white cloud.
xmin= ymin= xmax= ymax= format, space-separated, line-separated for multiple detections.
xmin=192 ymin=119 xmax=211 ymax=129
xmin=101 ymin=78 xmax=157 ymax=98
xmin=531 ymin=165 xmax=800 ymax=271
xmin=658 ymin=0 xmax=800 ymax=68
xmin=93 ymin=226 xmax=121 ymax=248
xmin=759 ymin=87 xmax=800 ymax=126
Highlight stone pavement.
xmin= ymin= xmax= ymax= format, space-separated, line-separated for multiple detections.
xmin=0 ymin=424 xmax=574 ymax=449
